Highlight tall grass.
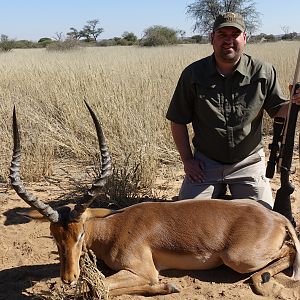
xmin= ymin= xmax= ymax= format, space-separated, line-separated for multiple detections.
xmin=0 ymin=41 xmax=299 ymax=192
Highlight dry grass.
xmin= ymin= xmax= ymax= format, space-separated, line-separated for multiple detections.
xmin=1 ymin=41 xmax=299 ymax=193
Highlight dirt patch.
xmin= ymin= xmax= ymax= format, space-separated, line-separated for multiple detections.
xmin=1 ymin=158 xmax=300 ymax=300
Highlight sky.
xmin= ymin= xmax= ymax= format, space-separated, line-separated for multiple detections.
xmin=0 ymin=0 xmax=299 ymax=41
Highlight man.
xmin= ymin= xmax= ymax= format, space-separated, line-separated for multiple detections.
xmin=166 ymin=12 xmax=300 ymax=208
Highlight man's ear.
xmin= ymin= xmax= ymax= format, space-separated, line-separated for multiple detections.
xmin=243 ymin=31 xmax=247 ymax=44
xmin=17 ymin=210 xmax=49 ymax=222
xmin=210 ymin=32 xmax=214 ymax=45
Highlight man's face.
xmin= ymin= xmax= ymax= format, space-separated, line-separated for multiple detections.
xmin=211 ymin=27 xmax=246 ymax=64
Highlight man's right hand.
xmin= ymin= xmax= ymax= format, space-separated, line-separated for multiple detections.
xmin=183 ymin=158 xmax=205 ymax=183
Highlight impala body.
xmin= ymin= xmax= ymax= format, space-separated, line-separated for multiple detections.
xmin=10 ymin=103 xmax=300 ymax=297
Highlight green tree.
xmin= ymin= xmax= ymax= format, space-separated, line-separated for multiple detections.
xmin=67 ymin=19 xmax=104 ymax=42
xmin=81 ymin=19 xmax=104 ymax=41
xmin=0 ymin=34 xmax=15 ymax=52
xmin=282 ymin=32 xmax=298 ymax=40
xmin=15 ymin=40 xmax=39 ymax=48
xmin=186 ymin=0 xmax=261 ymax=36
xmin=38 ymin=37 xmax=53 ymax=47
xmin=122 ymin=31 xmax=138 ymax=44
xmin=191 ymin=34 xmax=203 ymax=43
xmin=67 ymin=27 xmax=81 ymax=40
xmin=140 ymin=25 xmax=179 ymax=47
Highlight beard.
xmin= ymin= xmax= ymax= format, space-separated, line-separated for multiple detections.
xmin=218 ymin=44 xmax=243 ymax=63
xmin=220 ymin=47 xmax=242 ymax=62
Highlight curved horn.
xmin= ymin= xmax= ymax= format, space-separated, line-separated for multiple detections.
xmin=9 ymin=106 xmax=60 ymax=223
xmin=70 ymin=101 xmax=112 ymax=221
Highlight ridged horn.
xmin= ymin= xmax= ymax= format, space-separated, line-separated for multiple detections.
xmin=70 ymin=100 xmax=112 ymax=221
xmin=9 ymin=106 xmax=60 ymax=223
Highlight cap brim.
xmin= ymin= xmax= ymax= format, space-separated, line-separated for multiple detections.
xmin=214 ymin=23 xmax=244 ymax=32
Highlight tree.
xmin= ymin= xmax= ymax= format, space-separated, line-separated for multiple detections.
xmin=281 ymin=25 xmax=290 ymax=35
xmin=67 ymin=19 xmax=104 ymax=42
xmin=67 ymin=27 xmax=81 ymax=40
xmin=82 ymin=19 xmax=104 ymax=41
xmin=177 ymin=30 xmax=186 ymax=39
xmin=250 ymin=33 xmax=277 ymax=43
xmin=191 ymin=34 xmax=203 ymax=43
xmin=282 ymin=32 xmax=298 ymax=40
xmin=140 ymin=25 xmax=179 ymax=47
xmin=38 ymin=37 xmax=53 ymax=47
xmin=0 ymin=34 xmax=15 ymax=52
xmin=122 ymin=31 xmax=138 ymax=44
xmin=186 ymin=0 xmax=261 ymax=36
xmin=53 ymin=32 xmax=64 ymax=41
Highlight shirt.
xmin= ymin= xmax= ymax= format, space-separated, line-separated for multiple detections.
xmin=166 ymin=53 xmax=287 ymax=163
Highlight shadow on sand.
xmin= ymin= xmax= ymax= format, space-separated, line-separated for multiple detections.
xmin=0 ymin=263 xmax=59 ymax=300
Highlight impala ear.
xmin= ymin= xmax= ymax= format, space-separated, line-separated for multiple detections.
xmin=84 ymin=208 xmax=124 ymax=220
xmin=16 ymin=210 xmax=49 ymax=222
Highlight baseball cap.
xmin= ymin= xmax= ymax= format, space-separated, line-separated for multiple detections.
xmin=213 ymin=12 xmax=245 ymax=32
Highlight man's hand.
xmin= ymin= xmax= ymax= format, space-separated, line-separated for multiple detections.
xmin=183 ymin=158 xmax=205 ymax=183
xmin=291 ymin=86 xmax=300 ymax=105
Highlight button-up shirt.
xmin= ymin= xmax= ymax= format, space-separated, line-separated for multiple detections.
xmin=166 ymin=53 xmax=287 ymax=163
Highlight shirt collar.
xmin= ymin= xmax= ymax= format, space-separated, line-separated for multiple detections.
xmin=206 ymin=53 xmax=248 ymax=78
xmin=235 ymin=54 xmax=248 ymax=77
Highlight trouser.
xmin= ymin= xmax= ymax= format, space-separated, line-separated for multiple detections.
xmin=178 ymin=148 xmax=274 ymax=209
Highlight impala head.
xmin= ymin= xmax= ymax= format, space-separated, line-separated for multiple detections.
xmin=50 ymin=207 xmax=86 ymax=284
xmin=10 ymin=101 xmax=112 ymax=284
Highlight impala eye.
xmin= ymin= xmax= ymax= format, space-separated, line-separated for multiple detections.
xmin=78 ymin=231 xmax=85 ymax=242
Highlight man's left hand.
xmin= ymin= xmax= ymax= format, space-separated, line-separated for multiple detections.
xmin=291 ymin=85 xmax=300 ymax=105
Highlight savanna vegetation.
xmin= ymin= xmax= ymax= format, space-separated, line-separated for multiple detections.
xmin=0 ymin=41 xmax=299 ymax=203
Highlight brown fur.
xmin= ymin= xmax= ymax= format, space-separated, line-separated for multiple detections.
xmin=24 ymin=198 xmax=300 ymax=297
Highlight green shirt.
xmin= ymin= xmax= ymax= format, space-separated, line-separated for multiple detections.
xmin=166 ymin=53 xmax=287 ymax=163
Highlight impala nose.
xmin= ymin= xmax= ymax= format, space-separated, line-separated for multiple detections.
xmin=62 ymin=274 xmax=78 ymax=286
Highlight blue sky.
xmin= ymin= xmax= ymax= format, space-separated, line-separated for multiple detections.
xmin=0 ymin=0 xmax=299 ymax=41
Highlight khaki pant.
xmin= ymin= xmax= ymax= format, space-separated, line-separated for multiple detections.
xmin=179 ymin=148 xmax=274 ymax=209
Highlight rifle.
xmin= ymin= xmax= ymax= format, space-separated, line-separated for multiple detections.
xmin=266 ymin=48 xmax=300 ymax=227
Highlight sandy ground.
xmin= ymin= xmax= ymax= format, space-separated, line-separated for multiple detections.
xmin=1 ymin=154 xmax=300 ymax=300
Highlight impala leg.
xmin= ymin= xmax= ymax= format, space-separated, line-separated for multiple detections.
xmin=251 ymin=246 xmax=296 ymax=295
xmin=105 ymin=269 xmax=180 ymax=297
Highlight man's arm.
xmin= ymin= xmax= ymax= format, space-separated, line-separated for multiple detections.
xmin=274 ymin=86 xmax=300 ymax=118
xmin=170 ymin=122 xmax=204 ymax=182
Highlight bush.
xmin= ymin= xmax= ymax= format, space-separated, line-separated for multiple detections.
xmin=38 ymin=37 xmax=53 ymax=47
xmin=46 ymin=39 xmax=81 ymax=51
xmin=0 ymin=34 xmax=15 ymax=52
xmin=282 ymin=32 xmax=298 ymax=40
xmin=97 ymin=39 xmax=117 ymax=47
xmin=0 ymin=40 xmax=14 ymax=52
xmin=97 ymin=36 xmax=137 ymax=47
xmin=14 ymin=40 xmax=41 ymax=49
xmin=139 ymin=25 xmax=179 ymax=47
xmin=122 ymin=32 xmax=138 ymax=45
xmin=249 ymin=33 xmax=278 ymax=43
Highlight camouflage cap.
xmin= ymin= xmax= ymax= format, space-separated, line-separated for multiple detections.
xmin=213 ymin=12 xmax=245 ymax=32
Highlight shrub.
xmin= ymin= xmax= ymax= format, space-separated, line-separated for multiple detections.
xmin=97 ymin=39 xmax=117 ymax=47
xmin=139 ymin=25 xmax=179 ymax=47
xmin=122 ymin=32 xmax=138 ymax=45
xmin=14 ymin=40 xmax=41 ymax=49
xmin=190 ymin=35 xmax=203 ymax=43
xmin=281 ymin=32 xmax=298 ymax=40
xmin=46 ymin=39 xmax=81 ymax=51
xmin=38 ymin=37 xmax=53 ymax=47
xmin=0 ymin=34 xmax=15 ymax=52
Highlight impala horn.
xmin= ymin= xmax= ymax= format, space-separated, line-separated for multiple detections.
xmin=69 ymin=100 xmax=112 ymax=221
xmin=9 ymin=106 xmax=60 ymax=223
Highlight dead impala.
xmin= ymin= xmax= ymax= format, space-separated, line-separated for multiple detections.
xmin=10 ymin=102 xmax=300 ymax=297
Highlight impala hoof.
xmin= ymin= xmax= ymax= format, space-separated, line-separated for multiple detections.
xmin=262 ymin=272 xmax=271 ymax=283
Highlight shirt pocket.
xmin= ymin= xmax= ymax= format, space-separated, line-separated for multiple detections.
xmin=194 ymin=82 xmax=225 ymax=125
xmin=235 ymin=74 xmax=267 ymax=111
